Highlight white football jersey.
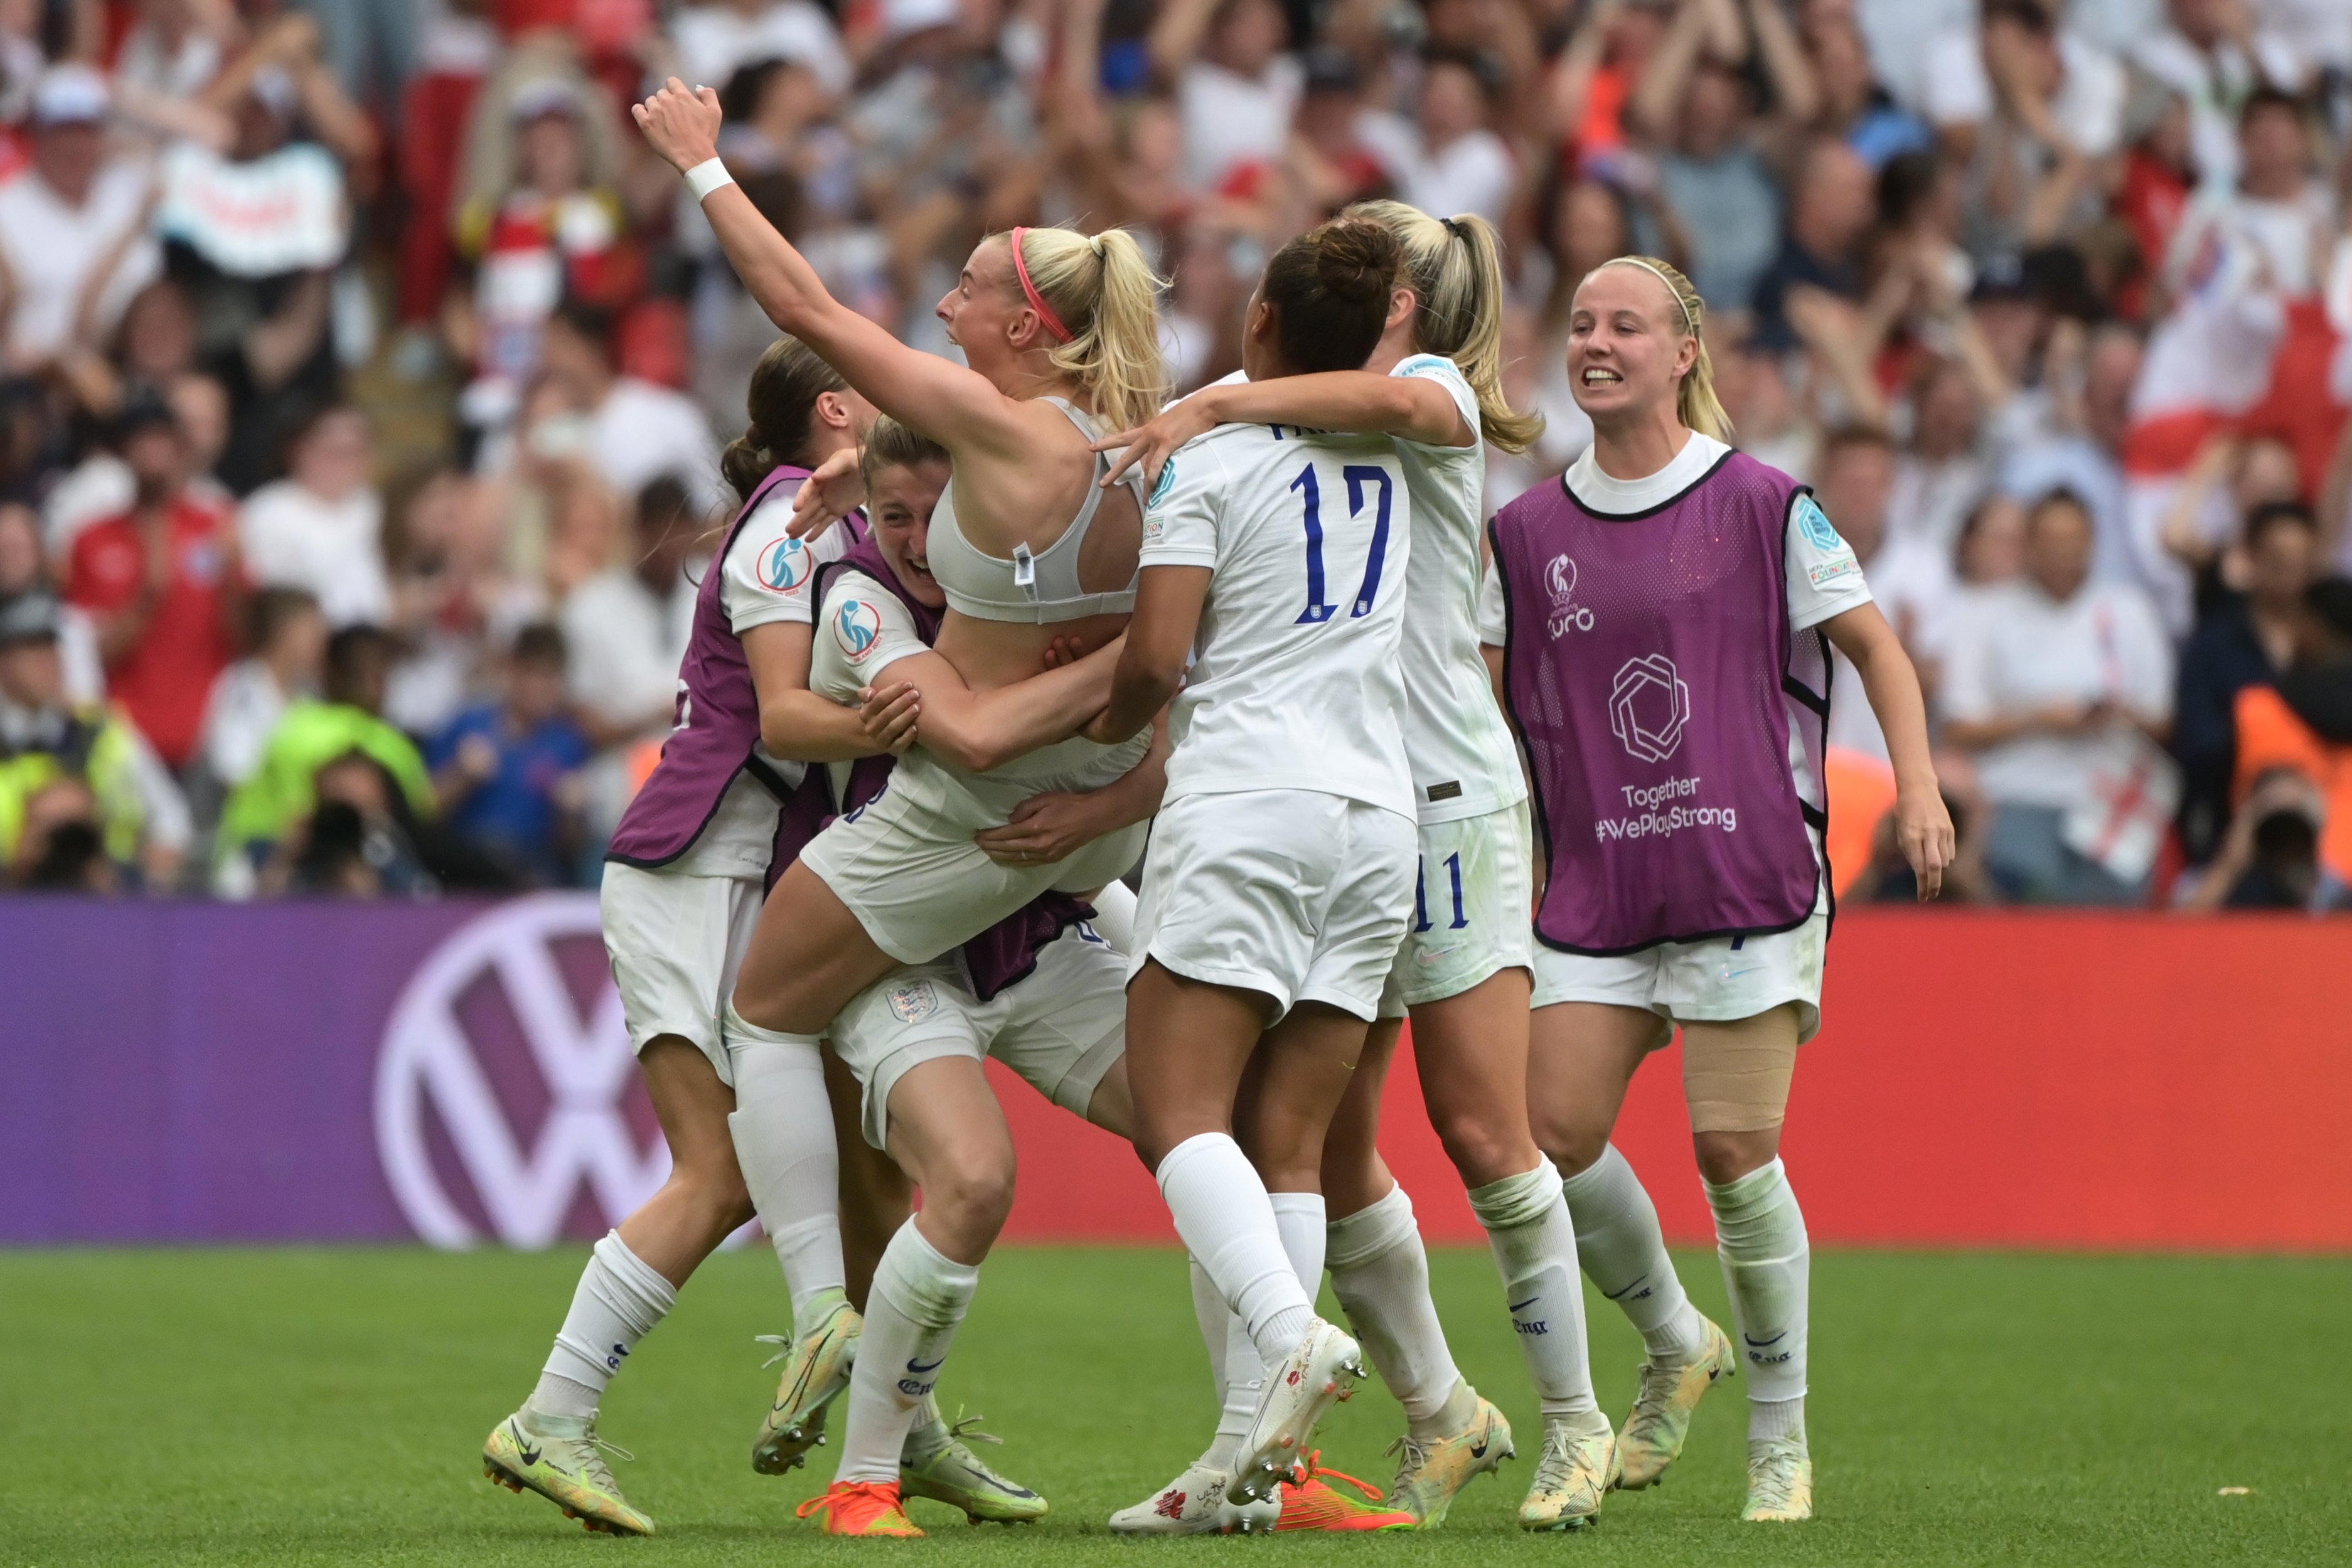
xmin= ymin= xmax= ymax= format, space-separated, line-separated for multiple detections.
xmin=1385 ymin=353 xmax=1526 ymax=824
xmin=1141 ymin=419 xmax=1414 ymax=818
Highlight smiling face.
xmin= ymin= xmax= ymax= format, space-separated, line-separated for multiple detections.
xmin=1566 ymin=264 xmax=1695 ymax=426
xmin=870 ymin=457 xmax=951 ymax=609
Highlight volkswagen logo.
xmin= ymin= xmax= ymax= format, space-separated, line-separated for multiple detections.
xmin=374 ymin=895 xmax=668 ymax=1248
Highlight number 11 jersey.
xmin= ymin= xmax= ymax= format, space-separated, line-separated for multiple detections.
xmin=1139 ymin=420 xmax=1414 ymax=819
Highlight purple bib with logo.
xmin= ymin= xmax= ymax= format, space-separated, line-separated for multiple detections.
xmin=805 ymin=540 xmax=1093 ymax=1001
xmin=1491 ymin=448 xmax=1831 ymax=955
xmin=607 ymin=464 xmax=851 ymax=868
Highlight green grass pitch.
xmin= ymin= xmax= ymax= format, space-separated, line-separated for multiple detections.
xmin=3 ymin=1245 xmax=2345 ymax=1565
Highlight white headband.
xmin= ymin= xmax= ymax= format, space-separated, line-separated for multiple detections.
xmin=1591 ymin=257 xmax=1696 ymax=334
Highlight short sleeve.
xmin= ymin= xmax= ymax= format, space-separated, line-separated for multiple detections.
xmin=1391 ymin=354 xmax=1482 ymax=454
xmin=1477 ymin=553 xmax=1507 ymax=646
xmin=1138 ymin=439 xmax=1224 ymax=570
xmin=1784 ymin=493 xmax=1873 ymax=631
xmin=810 ymin=579 xmax=928 ymax=703
xmin=720 ymin=493 xmax=826 ymax=633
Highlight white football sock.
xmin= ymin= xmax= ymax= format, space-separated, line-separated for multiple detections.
xmin=531 ymin=1231 xmax=677 ymax=1421
xmin=722 ymin=1003 xmax=847 ymax=1336
xmin=1706 ymin=1158 xmax=1809 ymax=1441
xmin=1470 ymin=1158 xmax=1601 ymax=1426
xmin=835 ymin=1219 xmax=979 ymax=1484
xmin=1157 ymin=1133 xmax=1314 ymax=1366
xmin=1326 ymin=1183 xmax=1466 ymax=1439
xmin=1560 ymin=1144 xmax=1706 ymax=1363
xmin=1188 ymin=1254 xmax=1229 ymax=1392
xmin=1269 ymin=1190 xmax=1327 ymax=1304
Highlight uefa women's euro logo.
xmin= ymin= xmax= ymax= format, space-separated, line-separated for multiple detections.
xmin=758 ymin=536 xmax=813 ymax=593
xmin=833 ymin=599 xmax=884 ymax=663
xmin=1545 ymin=553 xmax=1593 ymax=636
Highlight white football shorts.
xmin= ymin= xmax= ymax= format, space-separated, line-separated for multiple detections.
xmin=1377 ymin=800 xmax=1534 ymax=1018
xmin=827 ymin=920 xmax=1130 ymax=1149
xmin=1131 ymin=789 xmax=1416 ymax=1023
xmin=799 ymin=748 xmax=1150 ymax=964
xmin=599 ymin=861 xmax=766 ymax=1085
xmin=1529 ymin=903 xmax=1828 ymax=1044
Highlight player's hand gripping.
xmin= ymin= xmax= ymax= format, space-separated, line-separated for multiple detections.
xmin=1893 ymin=781 xmax=1957 ymax=901
xmin=1090 ymin=395 xmax=1221 ymax=489
xmin=788 ymin=445 xmax=866 ymax=538
xmin=975 ymin=789 xmax=1113 ymax=865
xmin=856 ymin=680 xmax=921 ymax=755
xmin=632 ymin=78 xmax=723 ymax=173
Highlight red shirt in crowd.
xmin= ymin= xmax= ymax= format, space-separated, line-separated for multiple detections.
xmin=67 ymin=494 xmax=242 ymax=768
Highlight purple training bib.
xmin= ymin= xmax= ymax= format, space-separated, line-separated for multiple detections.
xmin=1492 ymin=447 xmax=1831 ymax=955
xmin=607 ymin=464 xmax=853 ymax=869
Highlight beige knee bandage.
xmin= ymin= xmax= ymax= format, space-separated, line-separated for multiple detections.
xmin=1680 ymin=1024 xmax=1799 ymax=1133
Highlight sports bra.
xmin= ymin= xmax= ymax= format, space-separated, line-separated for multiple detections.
xmin=926 ymin=397 xmax=1143 ymax=624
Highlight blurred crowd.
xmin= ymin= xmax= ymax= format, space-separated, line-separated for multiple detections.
xmin=0 ymin=0 xmax=2349 ymax=913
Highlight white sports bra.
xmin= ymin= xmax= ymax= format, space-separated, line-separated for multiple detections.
xmin=927 ymin=398 xmax=1143 ymax=624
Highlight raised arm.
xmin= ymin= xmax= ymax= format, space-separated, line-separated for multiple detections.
xmin=633 ymin=80 xmax=1024 ymax=454
xmin=1095 ymin=369 xmax=1471 ymax=487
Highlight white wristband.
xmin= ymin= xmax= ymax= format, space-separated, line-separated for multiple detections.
xmin=683 ymin=157 xmax=735 ymax=203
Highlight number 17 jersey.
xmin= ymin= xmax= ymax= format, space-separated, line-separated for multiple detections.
xmin=1140 ymin=421 xmax=1414 ymax=819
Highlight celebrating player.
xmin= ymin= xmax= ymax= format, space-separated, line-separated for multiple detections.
xmin=1092 ymin=201 xmax=1608 ymax=1530
xmin=633 ymin=78 xmax=1163 ymax=1059
xmin=482 ymin=336 xmax=901 ymax=1537
xmin=753 ymin=417 xmax=1164 ymax=1536
xmin=1088 ymin=215 xmax=1418 ymax=1516
xmin=1484 ymin=256 xmax=1954 ymax=1523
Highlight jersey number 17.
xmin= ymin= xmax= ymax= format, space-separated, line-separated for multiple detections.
xmin=1290 ymin=462 xmax=1394 ymax=626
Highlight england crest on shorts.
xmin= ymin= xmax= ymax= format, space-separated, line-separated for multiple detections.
xmin=886 ymin=980 xmax=938 ymax=1023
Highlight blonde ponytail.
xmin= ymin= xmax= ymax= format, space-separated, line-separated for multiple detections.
xmin=1346 ymin=200 xmax=1543 ymax=455
xmin=1590 ymin=254 xmax=1734 ymax=444
xmin=1007 ymin=225 xmax=1168 ymax=437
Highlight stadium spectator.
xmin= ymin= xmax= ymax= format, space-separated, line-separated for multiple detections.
xmin=1750 ymin=134 xmax=1875 ymax=349
xmin=449 ymin=68 xmax=633 ymax=446
xmin=2176 ymin=766 xmax=2346 ymax=912
xmin=265 ymin=747 xmax=436 ymax=899
xmin=560 ymin=476 xmax=697 ymax=747
xmin=2173 ymin=501 xmax=2323 ymax=861
xmin=0 ymin=501 xmax=101 ymax=706
xmin=0 ymin=589 xmax=191 ymax=891
xmin=1157 ymin=0 xmax=1300 ymax=195
xmin=537 ymin=300 xmax=727 ymax=521
xmin=196 ymin=585 xmax=329 ymax=796
xmin=237 ymin=405 xmax=390 ymax=628
xmin=0 ymin=67 xmax=163 ymax=373
xmin=216 ymin=623 xmax=432 ymax=896
xmin=427 ymin=620 xmax=591 ymax=886
xmin=63 ymin=394 xmax=242 ymax=771
xmin=1943 ymin=490 xmax=2176 ymax=904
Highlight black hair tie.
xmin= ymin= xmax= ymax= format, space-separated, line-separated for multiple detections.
xmin=1441 ymin=217 xmax=1467 ymax=240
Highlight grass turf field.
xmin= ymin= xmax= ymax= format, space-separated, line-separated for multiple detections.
xmin=3 ymin=1246 xmax=2344 ymax=1567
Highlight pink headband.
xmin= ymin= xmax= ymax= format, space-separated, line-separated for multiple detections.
xmin=1008 ymin=227 xmax=1074 ymax=344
